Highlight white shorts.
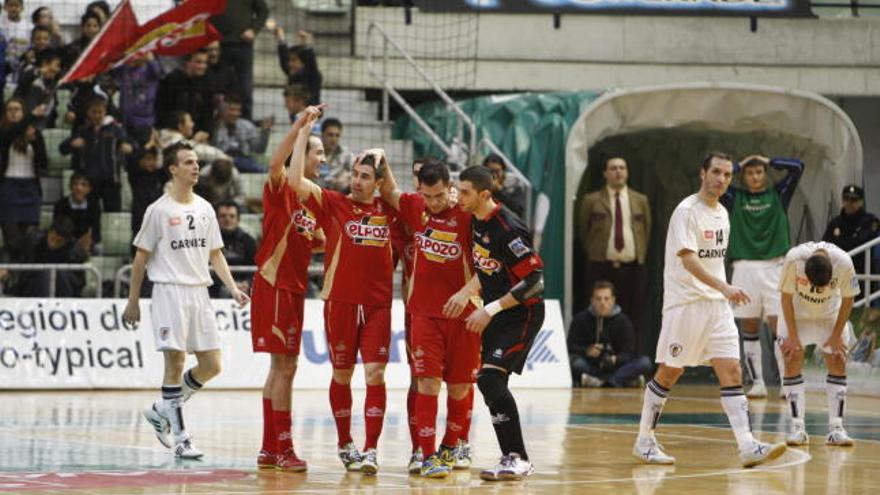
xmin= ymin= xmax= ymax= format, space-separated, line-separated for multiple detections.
xmin=150 ymin=283 xmax=219 ymax=353
xmin=731 ymin=258 xmax=783 ymax=320
xmin=777 ymin=317 xmax=856 ymax=353
xmin=657 ymin=299 xmax=740 ymax=367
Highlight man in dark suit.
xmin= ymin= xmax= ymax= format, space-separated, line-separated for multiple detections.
xmin=578 ymin=157 xmax=651 ymax=343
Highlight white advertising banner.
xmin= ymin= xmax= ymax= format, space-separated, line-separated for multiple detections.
xmin=0 ymin=298 xmax=571 ymax=390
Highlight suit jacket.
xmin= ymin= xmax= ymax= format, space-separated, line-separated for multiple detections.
xmin=578 ymin=187 xmax=651 ymax=264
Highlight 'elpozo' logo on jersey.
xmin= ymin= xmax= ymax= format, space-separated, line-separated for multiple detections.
xmin=345 ymin=216 xmax=390 ymax=246
xmin=292 ymin=208 xmax=317 ymax=239
xmin=415 ymin=228 xmax=461 ymax=263
xmin=473 ymin=243 xmax=501 ymax=274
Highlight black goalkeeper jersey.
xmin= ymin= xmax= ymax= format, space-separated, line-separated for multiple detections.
xmin=471 ymin=203 xmax=544 ymax=304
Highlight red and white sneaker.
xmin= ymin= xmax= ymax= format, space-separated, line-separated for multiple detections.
xmin=276 ymin=449 xmax=308 ymax=472
xmin=257 ymin=450 xmax=277 ymax=470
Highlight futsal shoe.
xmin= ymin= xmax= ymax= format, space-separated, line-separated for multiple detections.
xmin=420 ymin=454 xmax=451 ymax=478
xmin=453 ymin=440 xmax=472 ymax=469
xmin=746 ymin=381 xmax=768 ymax=399
xmin=497 ymin=453 xmax=534 ymax=481
xmin=276 ymin=448 xmax=308 ymax=472
xmin=826 ymin=425 xmax=854 ymax=446
xmin=360 ymin=448 xmax=379 ymax=475
xmin=632 ymin=437 xmax=675 ymax=465
xmin=337 ymin=442 xmax=363 ymax=471
xmin=739 ymin=440 xmax=786 ymax=468
xmin=143 ymin=403 xmax=172 ymax=448
xmin=174 ymin=437 xmax=204 ymax=459
xmin=408 ymin=448 xmax=424 ymax=474
xmin=786 ymin=426 xmax=810 ymax=446
xmin=257 ymin=450 xmax=277 ymax=469
xmin=479 ymin=455 xmax=509 ymax=481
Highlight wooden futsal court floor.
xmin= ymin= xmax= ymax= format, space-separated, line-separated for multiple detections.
xmin=0 ymin=386 xmax=876 ymax=494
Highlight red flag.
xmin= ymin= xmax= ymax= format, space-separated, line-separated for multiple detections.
xmin=60 ymin=0 xmax=139 ymax=84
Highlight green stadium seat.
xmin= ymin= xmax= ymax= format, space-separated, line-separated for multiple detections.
xmin=239 ymin=213 xmax=263 ymax=241
xmin=39 ymin=209 xmax=53 ymax=229
xmin=81 ymin=255 xmax=126 ymax=297
xmin=100 ymin=212 xmax=132 ymax=256
xmin=43 ymin=128 xmax=69 ymax=177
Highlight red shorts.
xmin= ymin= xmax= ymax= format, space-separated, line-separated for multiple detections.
xmin=409 ymin=314 xmax=480 ymax=384
xmin=250 ymin=274 xmax=304 ymax=355
xmin=324 ymin=300 xmax=391 ymax=369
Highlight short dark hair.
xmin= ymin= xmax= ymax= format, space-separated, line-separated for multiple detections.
xmin=166 ymin=110 xmax=190 ymax=130
xmin=741 ymin=156 xmax=768 ymax=171
xmin=321 ymin=118 xmax=342 ymax=132
xmin=80 ymin=11 xmax=101 ymax=27
xmin=36 ymin=48 xmax=61 ymax=66
xmin=164 ymin=141 xmax=195 ymax=168
xmin=31 ymin=25 xmax=50 ymax=38
xmin=216 ymin=199 xmax=240 ymax=216
xmin=31 ymin=6 xmax=50 ymax=24
xmin=412 ymin=156 xmax=437 ymax=172
xmin=417 ymin=160 xmax=450 ymax=187
xmin=604 ymin=157 xmax=627 ymax=171
xmin=283 ymin=84 xmax=310 ymax=102
xmin=224 ymin=93 xmax=243 ymax=106
xmin=69 ymin=171 xmax=90 ymax=187
xmin=701 ymin=151 xmax=733 ymax=171
xmin=592 ymin=280 xmax=617 ymax=297
xmin=459 ymin=165 xmax=495 ymax=193
xmin=85 ymin=96 xmax=107 ymax=112
xmin=50 ymin=215 xmax=75 ymax=240
xmin=86 ymin=1 xmax=111 ymax=19
xmin=355 ymin=153 xmax=385 ymax=180
xmin=805 ymin=253 xmax=833 ymax=287
xmin=482 ymin=153 xmax=505 ymax=170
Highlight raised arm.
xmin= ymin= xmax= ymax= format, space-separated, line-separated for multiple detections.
xmin=375 ymin=149 xmax=401 ymax=210
xmin=288 ymin=106 xmax=323 ymax=204
xmin=770 ymin=157 xmax=804 ymax=210
xmin=267 ymin=110 xmax=313 ymax=188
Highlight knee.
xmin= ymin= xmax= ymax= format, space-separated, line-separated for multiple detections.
xmin=447 ymin=383 xmax=471 ymax=400
xmin=477 ymin=368 xmax=509 ymax=407
xmin=417 ymin=377 xmax=441 ymax=395
xmin=364 ymin=364 xmax=386 ymax=386
xmin=636 ymin=356 xmax=653 ymax=373
xmin=653 ymin=365 xmax=683 ymax=388
xmin=275 ymin=355 xmax=298 ymax=379
xmin=333 ymin=368 xmax=354 ymax=385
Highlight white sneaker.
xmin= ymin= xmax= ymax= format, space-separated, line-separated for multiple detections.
xmin=453 ymin=440 xmax=472 ymax=469
xmin=497 ymin=453 xmax=534 ymax=481
xmin=632 ymin=437 xmax=675 ymax=465
xmin=786 ymin=427 xmax=810 ymax=446
xmin=174 ymin=437 xmax=204 ymax=459
xmin=480 ymin=455 xmax=509 ymax=481
xmin=580 ymin=373 xmax=604 ymax=388
xmin=337 ymin=442 xmax=363 ymax=472
xmin=360 ymin=448 xmax=379 ymax=475
xmin=143 ymin=403 xmax=172 ymax=449
xmin=739 ymin=441 xmax=786 ymax=468
xmin=407 ymin=448 xmax=423 ymax=474
xmin=826 ymin=425 xmax=854 ymax=446
xmin=746 ymin=381 xmax=767 ymax=399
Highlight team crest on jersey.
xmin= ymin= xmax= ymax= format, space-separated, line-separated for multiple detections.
xmin=669 ymin=343 xmax=683 ymax=357
xmin=169 ymin=217 xmax=181 ymax=226
xmin=292 ymin=208 xmax=317 ymax=239
xmin=344 ymin=216 xmax=390 ymax=246
xmin=703 ymin=230 xmax=714 ymax=240
xmin=473 ymin=243 xmax=501 ymax=274
xmin=415 ymin=228 xmax=462 ymax=263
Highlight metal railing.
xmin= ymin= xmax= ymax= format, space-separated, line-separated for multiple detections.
xmin=848 ymin=235 xmax=880 ymax=308
xmin=364 ymin=21 xmax=534 ymax=225
xmin=0 ymin=263 xmax=103 ymax=298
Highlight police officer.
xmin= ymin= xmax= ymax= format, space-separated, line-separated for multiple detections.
xmin=822 ymin=185 xmax=879 ymax=296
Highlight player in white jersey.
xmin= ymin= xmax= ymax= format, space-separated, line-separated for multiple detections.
xmin=778 ymin=241 xmax=859 ymax=447
xmin=632 ymin=152 xmax=786 ymax=468
xmin=123 ymin=142 xmax=250 ymax=459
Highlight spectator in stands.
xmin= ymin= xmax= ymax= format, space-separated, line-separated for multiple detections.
xmin=210 ymin=0 xmax=269 ymax=119
xmin=318 ymin=117 xmax=353 ymax=191
xmin=210 ymin=199 xmax=257 ymax=297
xmin=823 ymin=184 xmax=880 ymax=297
xmin=483 ymin=154 xmax=528 ymax=218
xmin=159 ymin=110 xmax=229 ymax=164
xmin=127 ymin=130 xmax=166 ymax=242
xmin=31 ymin=6 xmax=62 ymax=47
xmin=63 ymin=11 xmax=101 ymax=71
xmin=63 ymin=77 xmax=121 ymax=130
xmin=60 ymin=97 xmax=133 ymax=213
xmin=212 ymin=93 xmax=271 ymax=173
xmin=14 ymin=48 xmax=62 ymax=129
xmin=195 ymin=157 xmax=245 ymax=208
xmin=13 ymin=215 xmax=88 ymax=297
xmin=203 ymin=41 xmax=238 ymax=109
xmin=568 ymin=281 xmax=652 ymax=388
xmin=18 ymin=25 xmax=51 ymax=78
xmin=276 ymin=27 xmax=322 ymax=106
xmin=155 ymin=50 xmax=219 ymax=136
xmin=283 ymin=84 xmax=315 ymax=128
xmin=53 ymin=171 xmax=101 ymax=255
xmin=85 ymin=1 xmax=110 ymax=24
xmin=1 ymin=0 xmax=32 ymax=80
xmin=0 ymin=96 xmax=46 ymax=257
xmin=115 ymin=51 xmax=162 ymax=145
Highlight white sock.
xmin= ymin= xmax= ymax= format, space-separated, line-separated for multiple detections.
xmin=742 ymin=334 xmax=764 ymax=385
xmin=826 ymin=375 xmax=847 ymax=428
xmin=182 ymin=369 xmax=204 ymax=403
xmin=773 ymin=336 xmax=786 ymax=382
xmin=782 ymin=375 xmax=806 ymax=429
xmin=638 ymin=380 xmax=669 ymax=439
xmin=160 ymin=385 xmax=186 ymax=440
xmin=720 ymin=386 xmax=755 ymax=448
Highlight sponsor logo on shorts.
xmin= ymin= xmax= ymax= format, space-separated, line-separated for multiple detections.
xmin=257 ymin=337 xmax=265 ymax=347
xmin=669 ymin=343 xmax=683 ymax=357
xmin=378 ymin=346 xmax=388 ymax=356
xmin=344 ymin=216 xmax=390 ymax=247
xmin=159 ymin=327 xmax=170 ymax=340
xmin=335 ymin=342 xmax=346 ymax=352
xmin=415 ymin=229 xmax=462 ymax=262
xmin=492 ymin=348 xmax=503 ymax=359
xmin=473 ymin=244 xmax=501 ymax=275
xmin=413 ymin=346 xmax=425 ymax=358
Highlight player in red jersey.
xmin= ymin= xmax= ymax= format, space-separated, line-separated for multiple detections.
xmin=289 ymin=112 xmax=395 ymax=475
xmin=252 ymin=105 xmax=325 ymax=472
xmin=379 ymin=158 xmax=480 ymax=478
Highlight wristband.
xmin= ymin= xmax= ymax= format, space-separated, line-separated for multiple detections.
xmin=484 ymin=300 xmax=503 ymax=317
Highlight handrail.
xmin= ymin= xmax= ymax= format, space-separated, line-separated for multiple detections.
xmin=0 ymin=263 xmax=103 ymax=298
xmin=847 ymin=235 xmax=880 ymax=308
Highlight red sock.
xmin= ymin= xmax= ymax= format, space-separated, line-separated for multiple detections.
xmin=442 ymin=389 xmax=472 ymax=447
xmin=458 ymin=387 xmax=474 ymax=442
xmin=407 ymin=385 xmax=418 ymax=452
xmin=364 ymin=383 xmax=386 ymax=450
xmin=329 ymin=379 xmax=353 ymax=447
xmin=272 ymin=410 xmax=292 ymax=454
xmin=261 ymin=397 xmax=275 ymax=453
xmin=416 ymin=392 xmax=438 ymax=455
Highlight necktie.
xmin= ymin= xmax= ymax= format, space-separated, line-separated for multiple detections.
xmin=614 ymin=192 xmax=624 ymax=252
